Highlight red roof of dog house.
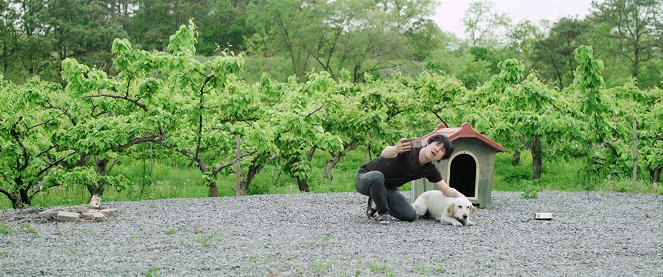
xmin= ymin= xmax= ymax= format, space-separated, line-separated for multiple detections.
xmin=419 ymin=122 xmax=505 ymax=152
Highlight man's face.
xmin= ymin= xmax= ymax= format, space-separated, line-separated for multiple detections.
xmin=424 ymin=141 xmax=446 ymax=162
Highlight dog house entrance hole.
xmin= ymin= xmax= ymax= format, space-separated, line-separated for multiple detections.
xmin=449 ymin=153 xmax=477 ymax=198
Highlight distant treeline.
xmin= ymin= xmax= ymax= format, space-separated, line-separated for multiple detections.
xmin=0 ymin=0 xmax=661 ymax=87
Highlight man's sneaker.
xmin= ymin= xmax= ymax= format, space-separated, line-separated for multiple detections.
xmin=374 ymin=214 xmax=393 ymax=225
xmin=366 ymin=197 xmax=378 ymax=219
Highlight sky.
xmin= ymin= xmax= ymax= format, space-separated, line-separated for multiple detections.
xmin=433 ymin=0 xmax=597 ymax=38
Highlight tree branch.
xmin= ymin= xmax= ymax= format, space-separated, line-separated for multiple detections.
xmin=194 ymin=74 xmax=215 ymax=161
xmin=305 ymin=103 xmax=326 ymax=118
xmin=125 ymin=75 xmax=133 ymax=98
xmin=0 ymin=187 xmax=13 ymax=200
xmin=35 ymin=151 xmax=77 ymax=179
xmin=217 ymin=117 xmax=260 ymax=125
xmin=27 ymin=117 xmax=57 ymax=131
xmin=83 ymin=93 xmax=149 ymax=111
xmin=42 ymin=98 xmax=76 ymax=126
xmin=212 ymin=150 xmax=257 ymax=175
xmin=0 ymin=171 xmax=11 ymax=184
xmin=11 ymin=121 xmax=29 ymax=170
xmin=35 ymin=145 xmax=58 ymax=158
xmin=112 ymin=133 xmax=164 ymax=153
xmin=155 ymin=140 xmax=209 ymax=173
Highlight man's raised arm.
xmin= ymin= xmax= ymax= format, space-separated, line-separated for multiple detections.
xmin=436 ymin=179 xmax=465 ymax=198
xmin=381 ymin=138 xmax=413 ymax=158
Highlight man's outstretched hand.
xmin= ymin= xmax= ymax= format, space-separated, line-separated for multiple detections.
xmin=380 ymin=138 xmax=414 ymax=158
xmin=396 ymin=138 xmax=413 ymax=153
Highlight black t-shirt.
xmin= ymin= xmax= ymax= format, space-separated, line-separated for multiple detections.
xmin=358 ymin=147 xmax=443 ymax=189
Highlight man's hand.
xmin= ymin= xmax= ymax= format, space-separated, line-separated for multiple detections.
xmin=436 ymin=180 xmax=464 ymax=198
xmin=380 ymin=138 xmax=413 ymax=158
xmin=396 ymin=138 xmax=413 ymax=153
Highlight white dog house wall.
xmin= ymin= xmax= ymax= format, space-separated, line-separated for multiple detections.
xmin=412 ymin=122 xmax=504 ymax=208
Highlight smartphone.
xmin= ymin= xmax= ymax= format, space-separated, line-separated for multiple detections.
xmin=410 ymin=137 xmax=422 ymax=148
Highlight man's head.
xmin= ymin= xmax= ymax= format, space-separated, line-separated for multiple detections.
xmin=424 ymin=134 xmax=454 ymax=161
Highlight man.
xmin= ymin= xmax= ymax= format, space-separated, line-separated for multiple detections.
xmin=355 ymin=134 xmax=464 ymax=224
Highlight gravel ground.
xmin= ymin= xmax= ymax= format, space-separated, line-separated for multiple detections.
xmin=1 ymin=191 xmax=661 ymax=277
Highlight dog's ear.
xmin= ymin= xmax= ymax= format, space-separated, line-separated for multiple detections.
xmin=447 ymin=204 xmax=454 ymax=216
xmin=471 ymin=205 xmax=477 ymax=215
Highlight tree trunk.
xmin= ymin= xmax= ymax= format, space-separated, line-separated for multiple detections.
xmin=235 ymin=136 xmax=242 ymax=195
xmin=306 ymin=146 xmax=317 ymax=161
xmin=10 ymin=195 xmax=21 ymax=209
xmin=651 ymin=166 xmax=661 ymax=184
xmin=632 ymin=46 xmax=640 ymax=78
xmin=18 ymin=187 xmax=31 ymax=208
xmin=324 ymin=142 xmax=359 ymax=180
xmin=1 ymin=183 xmax=30 ymax=209
xmin=512 ymin=150 xmax=521 ymax=166
xmin=324 ymin=153 xmax=344 ymax=181
xmin=3 ymin=177 xmax=31 ymax=208
xmin=530 ymin=137 xmax=542 ymax=179
xmin=237 ymin=158 xmax=265 ymax=196
xmin=631 ymin=113 xmax=637 ymax=192
xmin=7 ymin=192 xmax=21 ymax=209
xmin=295 ymin=175 xmax=309 ymax=192
xmin=87 ymin=159 xmax=109 ymax=196
xmin=0 ymin=188 xmax=14 ymax=208
xmin=208 ymin=176 xmax=219 ymax=197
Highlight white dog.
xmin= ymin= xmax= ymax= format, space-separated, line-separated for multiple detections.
xmin=412 ymin=190 xmax=476 ymax=227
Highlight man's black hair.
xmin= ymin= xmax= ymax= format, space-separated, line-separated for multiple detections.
xmin=427 ymin=134 xmax=454 ymax=161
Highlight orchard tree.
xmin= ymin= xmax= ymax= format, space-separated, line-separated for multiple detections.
xmin=396 ymin=71 xmax=467 ymax=133
xmin=461 ymin=59 xmax=524 ymax=165
xmin=608 ymin=81 xmax=662 ymax=183
xmin=265 ymin=72 xmax=343 ymax=191
xmin=321 ymin=70 xmax=427 ymax=180
xmin=572 ymin=45 xmax=617 ymax=179
xmin=501 ymin=70 xmax=575 ymax=179
xmin=640 ymin=87 xmax=661 ymax=183
xmin=146 ymin=21 xmax=269 ymax=197
xmin=78 ymin=21 xmax=268 ymax=197
xmin=234 ymin=72 xmax=343 ymax=193
xmin=58 ymin=53 xmax=168 ymax=196
xmin=0 ymin=77 xmax=76 ymax=208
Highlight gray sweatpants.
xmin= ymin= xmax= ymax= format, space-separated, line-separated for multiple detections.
xmin=355 ymin=171 xmax=416 ymax=222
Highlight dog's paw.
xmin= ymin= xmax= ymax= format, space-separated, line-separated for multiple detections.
xmin=465 ymin=220 xmax=475 ymax=226
xmin=451 ymin=221 xmax=463 ymax=227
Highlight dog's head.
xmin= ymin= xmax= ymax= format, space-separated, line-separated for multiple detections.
xmin=446 ymin=197 xmax=476 ymax=220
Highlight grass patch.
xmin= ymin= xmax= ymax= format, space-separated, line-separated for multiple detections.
xmin=21 ymin=224 xmax=39 ymax=237
xmin=320 ymin=235 xmax=330 ymax=247
xmin=146 ymin=267 xmax=160 ymax=277
xmin=434 ymin=263 xmax=446 ymax=273
xmin=520 ymin=181 xmax=540 ymax=199
xmin=369 ymin=260 xmax=393 ymax=275
xmin=0 ymin=223 xmax=13 ymax=235
xmin=312 ymin=259 xmax=328 ymax=274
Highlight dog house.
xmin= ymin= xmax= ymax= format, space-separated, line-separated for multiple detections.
xmin=412 ymin=122 xmax=504 ymax=208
